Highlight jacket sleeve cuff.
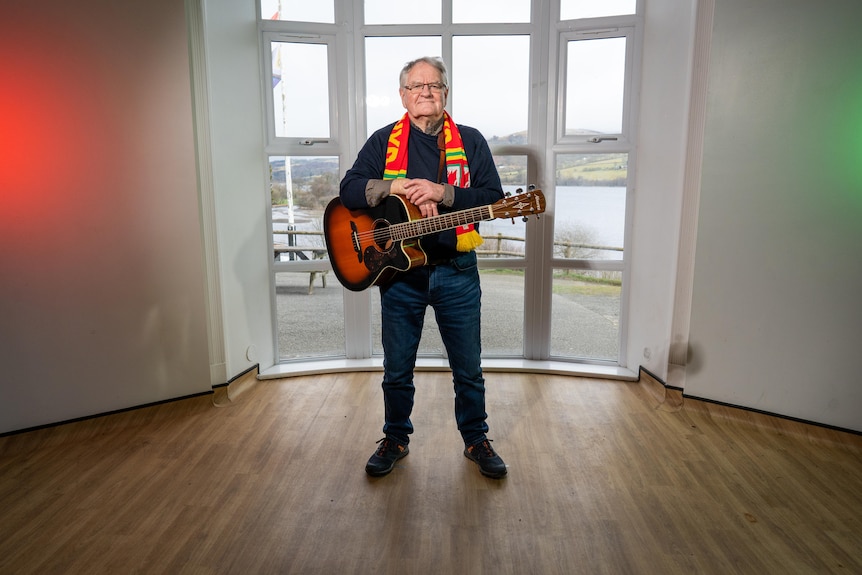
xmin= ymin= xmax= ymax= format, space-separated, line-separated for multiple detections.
xmin=439 ymin=183 xmax=455 ymax=208
xmin=365 ymin=179 xmax=391 ymax=207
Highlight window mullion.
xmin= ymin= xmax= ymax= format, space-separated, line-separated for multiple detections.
xmin=342 ymin=0 xmax=373 ymax=359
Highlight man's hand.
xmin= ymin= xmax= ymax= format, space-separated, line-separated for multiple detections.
xmin=391 ymin=178 xmax=443 ymax=218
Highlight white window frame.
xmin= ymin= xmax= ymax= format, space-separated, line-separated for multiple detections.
xmin=257 ymin=0 xmax=644 ymax=374
xmin=530 ymin=8 xmax=642 ymax=366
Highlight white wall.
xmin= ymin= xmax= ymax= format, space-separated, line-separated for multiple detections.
xmin=0 ymin=0 xmax=211 ymax=433
xmin=685 ymin=0 xmax=862 ymax=431
xmin=201 ymin=0 xmax=275 ymax=379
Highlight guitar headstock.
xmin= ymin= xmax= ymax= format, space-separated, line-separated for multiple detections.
xmin=489 ymin=188 xmax=546 ymax=221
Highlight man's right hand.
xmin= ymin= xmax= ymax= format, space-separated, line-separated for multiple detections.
xmin=391 ymin=178 xmax=439 ymax=218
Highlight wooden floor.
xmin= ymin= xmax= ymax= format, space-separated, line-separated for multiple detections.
xmin=1 ymin=372 xmax=860 ymax=575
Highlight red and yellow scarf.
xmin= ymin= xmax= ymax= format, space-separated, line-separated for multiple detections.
xmin=384 ymin=112 xmax=483 ymax=252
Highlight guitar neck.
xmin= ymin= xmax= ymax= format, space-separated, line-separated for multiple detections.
xmin=390 ymin=204 xmax=494 ymax=241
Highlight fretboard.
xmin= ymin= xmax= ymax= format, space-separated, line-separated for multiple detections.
xmin=390 ymin=205 xmax=494 ymax=241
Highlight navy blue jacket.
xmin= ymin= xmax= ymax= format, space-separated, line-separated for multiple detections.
xmin=340 ymin=120 xmax=504 ymax=260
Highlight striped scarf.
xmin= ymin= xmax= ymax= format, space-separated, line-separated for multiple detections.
xmin=384 ymin=112 xmax=483 ymax=252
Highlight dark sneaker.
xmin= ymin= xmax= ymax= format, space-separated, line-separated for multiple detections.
xmin=464 ymin=439 xmax=507 ymax=478
xmin=365 ymin=437 xmax=409 ymax=477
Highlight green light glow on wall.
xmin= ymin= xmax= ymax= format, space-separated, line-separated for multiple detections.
xmin=830 ymin=79 xmax=862 ymax=201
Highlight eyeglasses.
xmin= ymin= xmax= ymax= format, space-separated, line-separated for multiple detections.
xmin=403 ymin=82 xmax=447 ymax=93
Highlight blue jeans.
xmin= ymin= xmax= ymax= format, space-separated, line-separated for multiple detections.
xmin=379 ymin=251 xmax=488 ymax=447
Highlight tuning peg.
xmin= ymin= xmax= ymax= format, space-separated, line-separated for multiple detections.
xmin=528 ymin=184 xmax=536 ymax=191
xmin=505 ymin=191 xmax=511 ymax=197
xmin=515 ymin=187 xmax=523 ymax=194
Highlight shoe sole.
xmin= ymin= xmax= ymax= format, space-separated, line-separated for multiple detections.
xmin=365 ymin=447 xmax=409 ymax=477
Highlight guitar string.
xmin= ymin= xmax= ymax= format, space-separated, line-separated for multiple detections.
xmin=345 ymin=192 xmax=541 ymax=246
xmin=349 ymin=206 xmax=491 ymax=244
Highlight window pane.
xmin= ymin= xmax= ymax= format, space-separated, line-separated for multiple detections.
xmin=480 ymin=270 xmax=524 ymax=356
xmin=479 ymin=155 xmax=531 ymax=357
xmin=481 ymin=156 xmax=529 ymax=259
xmin=550 ymin=269 xmax=621 ymax=360
xmin=276 ymin=273 xmax=344 ymax=359
xmin=560 ymin=0 xmax=635 ymax=20
xmin=554 ymin=154 xmax=627 ymax=260
xmin=553 ymin=150 xmax=626 ymax=361
xmin=565 ymin=37 xmax=626 ymax=136
xmin=453 ymin=0 xmax=530 ymax=23
xmin=272 ymin=42 xmax=330 ymax=138
xmin=261 ymin=0 xmax=334 ymax=23
xmin=270 ymin=156 xmax=339 ymax=226
xmin=271 ymin=156 xmax=342 ymax=359
xmin=452 ymin=36 xmax=530 ymax=140
xmin=365 ymin=37 xmax=442 ymax=138
xmin=365 ymin=0 xmax=441 ymax=24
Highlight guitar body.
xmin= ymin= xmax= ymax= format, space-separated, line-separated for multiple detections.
xmin=323 ymin=195 xmax=428 ymax=291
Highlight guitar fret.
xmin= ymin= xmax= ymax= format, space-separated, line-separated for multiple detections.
xmin=392 ymin=207 xmax=489 ymax=240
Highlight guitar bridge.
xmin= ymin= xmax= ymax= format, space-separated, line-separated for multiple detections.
xmin=350 ymin=221 xmax=362 ymax=263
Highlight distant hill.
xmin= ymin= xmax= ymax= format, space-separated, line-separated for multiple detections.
xmin=488 ymin=131 xmax=528 ymax=146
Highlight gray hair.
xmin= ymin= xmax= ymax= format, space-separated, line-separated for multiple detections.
xmin=399 ymin=56 xmax=449 ymax=89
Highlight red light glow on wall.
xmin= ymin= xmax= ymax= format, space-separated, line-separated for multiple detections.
xmin=0 ymin=25 xmax=120 ymax=240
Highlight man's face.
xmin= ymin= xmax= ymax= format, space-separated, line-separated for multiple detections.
xmin=399 ymin=61 xmax=448 ymax=126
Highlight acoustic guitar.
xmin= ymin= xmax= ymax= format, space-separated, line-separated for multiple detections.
xmin=323 ymin=188 xmax=545 ymax=291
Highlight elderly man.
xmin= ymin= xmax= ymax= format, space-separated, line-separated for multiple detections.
xmin=339 ymin=56 xmax=507 ymax=479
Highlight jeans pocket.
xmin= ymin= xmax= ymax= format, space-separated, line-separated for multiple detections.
xmin=450 ymin=250 xmax=478 ymax=272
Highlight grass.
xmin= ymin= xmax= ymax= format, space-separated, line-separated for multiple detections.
xmin=552 ymin=280 xmax=620 ymax=297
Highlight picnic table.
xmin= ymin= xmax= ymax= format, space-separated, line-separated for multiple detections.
xmin=273 ymin=244 xmax=329 ymax=294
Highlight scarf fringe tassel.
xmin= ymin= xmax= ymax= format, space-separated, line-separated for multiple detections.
xmin=456 ymin=228 xmax=484 ymax=252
